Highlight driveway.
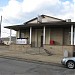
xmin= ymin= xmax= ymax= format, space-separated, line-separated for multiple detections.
xmin=0 ymin=58 xmax=75 ymax=75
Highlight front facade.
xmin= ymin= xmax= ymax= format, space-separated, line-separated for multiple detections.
xmin=16 ymin=26 xmax=71 ymax=47
xmin=5 ymin=15 xmax=75 ymax=56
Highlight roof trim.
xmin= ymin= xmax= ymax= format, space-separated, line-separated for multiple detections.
xmin=41 ymin=15 xmax=65 ymax=21
xmin=24 ymin=14 xmax=65 ymax=24
xmin=4 ymin=22 xmax=75 ymax=31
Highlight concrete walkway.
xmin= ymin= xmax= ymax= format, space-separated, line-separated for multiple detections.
xmin=0 ymin=50 xmax=63 ymax=65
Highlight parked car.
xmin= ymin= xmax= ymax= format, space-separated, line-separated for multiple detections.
xmin=61 ymin=57 xmax=75 ymax=69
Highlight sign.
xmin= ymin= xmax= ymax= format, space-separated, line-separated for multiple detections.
xmin=16 ymin=39 xmax=27 ymax=44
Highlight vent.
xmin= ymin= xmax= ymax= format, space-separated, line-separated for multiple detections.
xmin=37 ymin=15 xmax=42 ymax=23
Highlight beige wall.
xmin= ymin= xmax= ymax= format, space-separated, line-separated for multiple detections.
xmin=50 ymin=28 xmax=63 ymax=45
xmin=32 ymin=29 xmax=35 ymax=47
xmin=16 ymin=27 xmax=71 ymax=46
xmin=16 ymin=29 xmax=30 ymax=44
xmin=24 ymin=30 xmax=30 ymax=44
xmin=63 ymin=28 xmax=70 ymax=45
xmin=9 ymin=44 xmax=31 ymax=51
xmin=32 ymin=29 xmax=38 ymax=47
xmin=16 ymin=31 xmax=19 ymax=38
xmin=35 ymin=29 xmax=38 ymax=47
xmin=44 ymin=45 xmax=73 ymax=57
xmin=42 ymin=16 xmax=62 ymax=22
xmin=28 ymin=16 xmax=62 ymax=24
xmin=45 ymin=28 xmax=50 ymax=44
xmin=32 ymin=29 xmax=43 ymax=47
xmin=37 ymin=29 xmax=43 ymax=47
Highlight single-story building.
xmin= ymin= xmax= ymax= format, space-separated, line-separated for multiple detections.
xmin=2 ymin=36 xmax=16 ymax=45
xmin=4 ymin=15 xmax=75 ymax=57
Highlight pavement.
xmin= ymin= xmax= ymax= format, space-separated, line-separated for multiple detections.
xmin=0 ymin=58 xmax=71 ymax=75
xmin=0 ymin=49 xmax=63 ymax=65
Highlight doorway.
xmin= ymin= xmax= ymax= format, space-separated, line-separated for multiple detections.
xmin=41 ymin=36 xmax=43 ymax=47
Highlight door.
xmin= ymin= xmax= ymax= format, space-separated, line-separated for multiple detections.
xmin=41 ymin=36 xmax=43 ymax=47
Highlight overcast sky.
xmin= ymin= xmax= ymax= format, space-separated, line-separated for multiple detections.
xmin=0 ymin=0 xmax=74 ymax=37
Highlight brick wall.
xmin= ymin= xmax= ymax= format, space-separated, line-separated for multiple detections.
xmin=44 ymin=45 xmax=73 ymax=57
xmin=0 ymin=45 xmax=9 ymax=50
xmin=50 ymin=28 xmax=63 ymax=45
xmin=9 ymin=44 xmax=31 ymax=51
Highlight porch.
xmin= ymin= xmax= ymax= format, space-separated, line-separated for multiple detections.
xmin=4 ymin=20 xmax=75 ymax=57
xmin=8 ymin=44 xmax=75 ymax=57
xmin=16 ymin=26 xmax=73 ymax=47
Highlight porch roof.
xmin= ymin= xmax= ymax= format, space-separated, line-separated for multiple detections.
xmin=4 ymin=22 xmax=75 ymax=31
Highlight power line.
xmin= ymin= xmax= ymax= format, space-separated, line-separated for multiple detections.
xmin=2 ymin=32 xmax=16 ymax=35
xmin=1 ymin=17 xmax=16 ymax=36
xmin=3 ymin=17 xmax=13 ymax=24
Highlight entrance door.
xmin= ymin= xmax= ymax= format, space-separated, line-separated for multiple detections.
xmin=41 ymin=36 xmax=43 ymax=47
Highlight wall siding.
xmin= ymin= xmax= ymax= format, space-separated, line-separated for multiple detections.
xmin=50 ymin=28 xmax=63 ymax=45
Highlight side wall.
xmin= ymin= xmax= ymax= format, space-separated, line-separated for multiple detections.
xmin=9 ymin=44 xmax=31 ymax=51
xmin=45 ymin=28 xmax=50 ymax=44
xmin=63 ymin=28 xmax=70 ymax=45
xmin=16 ymin=29 xmax=30 ymax=44
xmin=44 ymin=45 xmax=73 ymax=57
xmin=45 ymin=27 xmax=70 ymax=45
xmin=16 ymin=27 xmax=71 ymax=46
xmin=50 ymin=28 xmax=63 ymax=45
xmin=32 ymin=29 xmax=43 ymax=47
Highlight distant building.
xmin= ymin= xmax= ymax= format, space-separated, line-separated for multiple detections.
xmin=2 ymin=36 xmax=16 ymax=45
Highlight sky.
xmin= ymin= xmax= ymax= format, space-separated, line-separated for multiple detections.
xmin=0 ymin=0 xmax=74 ymax=37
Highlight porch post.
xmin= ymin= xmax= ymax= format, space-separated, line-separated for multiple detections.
xmin=43 ymin=26 xmax=45 ymax=44
xmin=9 ymin=29 xmax=11 ymax=44
xmin=71 ymin=25 xmax=74 ymax=45
xmin=19 ymin=30 xmax=21 ymax=38
xmin=30 ymin=27 xmax=32 ymax=44
xmin=74 ymin=28 xmax=75 ymax=45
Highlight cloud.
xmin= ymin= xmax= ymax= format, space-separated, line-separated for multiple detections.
xmin=56 ymin=0 xmax=74 ymax=21
xmin=2 ymin=0 xmax=22 ymax=21
xmin=0 ymin=0 xmax=74 ymax=37
xmin=1 ymin=0 xmax=74 ymax=23
xmin=22 ymin=0 xmax=60 ymax=12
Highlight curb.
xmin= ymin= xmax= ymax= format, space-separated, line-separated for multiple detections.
xmin=0 ymin=55 xmax=62 ymax=67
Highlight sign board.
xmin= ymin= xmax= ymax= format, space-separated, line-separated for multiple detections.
xmin=16 ymin=39 xmax=27 ymax=44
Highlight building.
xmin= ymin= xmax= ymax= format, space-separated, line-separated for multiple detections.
xmin=2 ymin=36 xmax=16 ymax=45
xmin=4 ymin=15 xmax=75 ymax=56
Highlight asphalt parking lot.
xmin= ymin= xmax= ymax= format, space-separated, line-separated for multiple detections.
xmin=0 ymin=58 xmax=75 ymax=75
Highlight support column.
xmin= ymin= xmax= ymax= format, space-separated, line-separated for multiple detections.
xmin=71 ymin=25 xmax=74 ymax=45
xmin=9 ymin=29 xmax=11 ymax=44
xmin=74 ymin=28 xmax=75 ymax=45
xmin=43 ymin=26 xmax=45 ymax=44
xmin=30 ymin=27 xmax=32 ymax=44
xmin=19 ymin=30 xmax=21 ymax=38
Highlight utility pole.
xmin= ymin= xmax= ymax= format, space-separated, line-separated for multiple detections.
xmin=0 ymin=16 xmax=2 ymax=38
xmin=0 ymin=16 xmax=2 ymax=43
xmin=74 ymin=0 xmax=75 ymax=21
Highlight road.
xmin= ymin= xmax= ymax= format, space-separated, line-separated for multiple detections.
xmin=0 ymin=58 xmax=74 ymax=75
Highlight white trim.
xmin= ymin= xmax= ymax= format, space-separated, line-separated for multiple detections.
xmin=74 ymin=28 xmax=75 ymax=45
xmin=43 ymin=26 xmax=45 ymax=44
xmin=9 ymin=29 xmax=11 ymax=44
xmin=71 ymin=25 xmax=73 ymax=45
xmin=49 ymin=28 xmax=50 ymax=44
xmin=30 ymin=27 xmax=32 ymax=44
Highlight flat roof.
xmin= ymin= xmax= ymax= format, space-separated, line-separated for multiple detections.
xmin=4 ymin=22 xmax=75 ymax=31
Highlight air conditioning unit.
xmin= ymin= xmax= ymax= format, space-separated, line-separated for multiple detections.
xmin=66 ymin=19 xmax=71 ymax=22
